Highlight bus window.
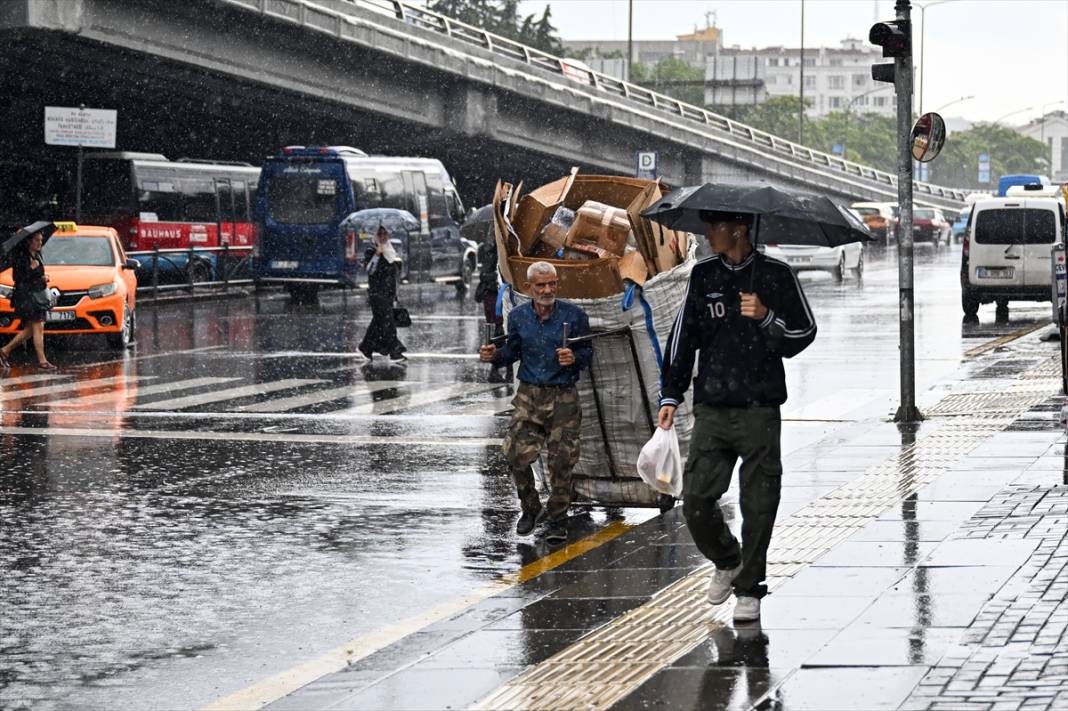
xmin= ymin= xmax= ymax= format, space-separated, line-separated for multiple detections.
xmin=232 ymin=181 xmax=249 ymax=221
xmin=267 ymin=173 xmax=339 ymax=224
xmin=352 ymin=177 xmax=383 ymax=210
xmin=378 ymin=172 xmax=406 ymax=212
xmin=428 ymin=189 xmax=448 ymax=227
xmin=183 ymin=189 xmax=218 ymax=222
xmin=138 ymin=184 xmax=182 ymax=221
xmin=445 ymin=191 xmax=464 ymax=223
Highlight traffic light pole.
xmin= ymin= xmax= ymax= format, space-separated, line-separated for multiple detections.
xmin=894 ymin=0 xmax=922 ymax=423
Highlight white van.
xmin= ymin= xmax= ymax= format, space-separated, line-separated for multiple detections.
xmin=961 ymin=197 xmax=1067 ymax=321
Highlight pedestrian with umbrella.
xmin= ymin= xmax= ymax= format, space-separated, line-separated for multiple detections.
xmin=358 ymin=225 xmax=407 ymax=363
xmin=644 ymin=183 xmax=870 ymax=623
xmin=1 ymin=222 xmax=58 ymax=371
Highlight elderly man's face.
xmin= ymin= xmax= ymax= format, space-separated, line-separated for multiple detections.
xmin=527 ymin=271 xmax=558 ymax=308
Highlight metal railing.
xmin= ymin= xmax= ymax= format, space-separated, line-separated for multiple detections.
xmin=128 ymin=244 xmax=254 ymax=299
xmin=224 ymin=0 xmax=969 ymax=205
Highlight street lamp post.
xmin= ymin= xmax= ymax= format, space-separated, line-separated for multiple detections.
xmin=799 ymin=0 xmax=805 ymax=143
xmin=627 ymin=0 xmax=633 ymax=83
xmin=932 ymin=94 xmax=974 ymax=113
xmin=993 ymin=106 xmax=1034 ymax=125
xmin=915 ymin=0 xmax=956 ymax=117
xmin=841 ymin=86 xmax=885 ymax=158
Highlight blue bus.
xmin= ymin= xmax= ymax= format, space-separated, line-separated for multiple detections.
xmin=997 ymin=174 xmax=1049 ymax=197
xmin=253 ymin=146 xmax=473 ymax=298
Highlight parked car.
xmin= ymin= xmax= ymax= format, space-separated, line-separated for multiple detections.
xmin=763 ymin=241 xmax=864 ymax=281
xmin=0 ymin=222 xmax=138 ymax=350
xmin=960 ymin=197 xmax=1067 ymax=322
xmin=913 ymin=207 xmax=952 ymax=248
xmin=850 ymin=202 xmax=897 ymax=243
xmin=951 ymin=204 xmax=972 ymax=243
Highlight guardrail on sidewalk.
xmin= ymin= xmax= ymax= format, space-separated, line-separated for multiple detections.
xmin=234 ymin=0 xmax=969 ymax=205
xmin=128 ymin=244 xmax=253 ymax=299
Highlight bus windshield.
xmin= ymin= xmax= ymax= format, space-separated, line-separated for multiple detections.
xmin=42 ymin=237 xmax=115 ymax=266
xmin=267 ymin=174 xmax=339 ymax=224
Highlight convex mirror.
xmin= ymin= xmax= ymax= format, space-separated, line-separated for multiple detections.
xmin=911 ymin=112 xmax=947 ymax=162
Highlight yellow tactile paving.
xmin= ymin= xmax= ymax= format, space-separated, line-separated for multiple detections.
xmin=471 ymin=355 xmax=1059 ymax=711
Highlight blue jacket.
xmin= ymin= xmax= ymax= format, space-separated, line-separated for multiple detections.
xmin=493 ymin=300 xmax=593 ymax=386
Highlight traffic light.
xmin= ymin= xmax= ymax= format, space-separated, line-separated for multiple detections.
xmin=868 ymin=20 xmax=910 ymax=84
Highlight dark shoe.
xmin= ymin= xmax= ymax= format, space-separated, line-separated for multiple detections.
xmin=543 ymin=519 xmax=567 ymax=545
xmin=388 ymin=352 xmax=407 ymax=364
xmin=358 ymin=346 xmax=373 ymax=361
xmin=515 ymin=506 xmax=543 ymax=536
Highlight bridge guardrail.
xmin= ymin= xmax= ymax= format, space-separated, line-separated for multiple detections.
xmin=129 ymin=245 xmax=253 ymax=299
xmin=228 ymin=0 xmax=967 ymax=206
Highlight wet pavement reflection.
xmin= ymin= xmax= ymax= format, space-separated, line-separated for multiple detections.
xmin=1 ymin=244 xmax=1060 ymax=710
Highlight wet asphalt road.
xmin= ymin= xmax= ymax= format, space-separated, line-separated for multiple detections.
xmin=0 ymin=243 xmax=1053 ymax=711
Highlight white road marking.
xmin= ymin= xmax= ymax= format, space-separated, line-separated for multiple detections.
xmin=0 ymin=376 xmax=152 ymax=403
xmin=235 ymin=380 xmax=407 ymax=413
xmin=46 ymin=377 xmax=242 ymax=407
xmin=348 ymin=382 xmax=500 ymax=415
xmin=0 ymin=373 xmax=73 ymax=388
xmin=133 ymin=379 xmax=324 ymax=410
xmin=0 ymin=426 xmax=500 ymax=447
xmin=253 ymin=351 xmax=479 ymax=361
xmin=78 ymin=344 xmax=227 ymax=369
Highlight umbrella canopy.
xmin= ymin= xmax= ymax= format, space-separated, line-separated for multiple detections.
xmin=460 ymin=203 xmax=494 ymax=243
xmin=1 ymin=221 xmax=57 ymax=258
xmin=641 ymin=183 xmax=874 ymax=247
xmin=338 ymin=208 xmax=419 ymax=236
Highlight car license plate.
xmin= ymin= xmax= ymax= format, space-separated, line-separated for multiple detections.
xmin=45 ymin=310 xmax=75 ymax=322
xmin=787 ymin=257 xmax=810 ymax=264
xmin=977 ymin=267 xmax=1013 ymax=279
xmin=271 ymin=260 xmax=299 ymax=270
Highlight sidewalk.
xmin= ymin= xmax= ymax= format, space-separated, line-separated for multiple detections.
xmin=263 ymin=331 xmax=1067 ymax=711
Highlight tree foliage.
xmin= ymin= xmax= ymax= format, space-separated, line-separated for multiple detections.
xmin=429 ymin=0 xmax=563 ymax=54
xmin=733 ymin=99 xmax=1046 ymax=187
xmin=630 ymin=58 xmax=705 ymax=106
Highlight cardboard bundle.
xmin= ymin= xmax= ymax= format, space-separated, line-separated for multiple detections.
xmin=492 ymin=170 xmax=692 ymax=299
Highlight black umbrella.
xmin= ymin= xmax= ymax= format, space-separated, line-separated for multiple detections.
xmin=2 ymin=221 xmax=57 ymax=257
xmin=460 ymin=203 xmax=494 ymax=243
xmin=641 ymin=183 xmax=874 ymax=248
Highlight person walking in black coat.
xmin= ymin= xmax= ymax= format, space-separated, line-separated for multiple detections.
xmin=359 ymin=226 xmax=406 ymax=363
xmin=0 ymin=232 xmax=55 ymax=371
xmin=658 ymin=210 xmax=816 ymax=624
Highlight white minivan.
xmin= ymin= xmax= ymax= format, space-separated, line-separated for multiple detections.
xmin=961 ymin=197 xmax=1067 ymax=322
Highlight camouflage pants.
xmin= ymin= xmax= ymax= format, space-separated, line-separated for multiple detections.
xmin=502 ymin=383 xmax=582 ymax=522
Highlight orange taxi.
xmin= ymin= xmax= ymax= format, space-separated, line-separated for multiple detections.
xmin=0 ymin=222 xmax=138 ymax=350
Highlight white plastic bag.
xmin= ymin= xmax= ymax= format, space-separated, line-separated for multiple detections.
xmin=636 ymin=427 xmax=683 ymax=497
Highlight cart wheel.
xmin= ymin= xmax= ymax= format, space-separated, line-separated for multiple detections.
xmin=658 ymin=495 xmax=676 ymax=513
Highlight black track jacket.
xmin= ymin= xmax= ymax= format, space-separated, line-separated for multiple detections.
xmin=660 ymin=251 xmax=816 ymax=409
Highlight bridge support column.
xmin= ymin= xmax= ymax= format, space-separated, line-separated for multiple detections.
xmin=685 ymin=152 xmax=760 ymax=185
xmin=445 ymin=84 xmax=497 ymax=138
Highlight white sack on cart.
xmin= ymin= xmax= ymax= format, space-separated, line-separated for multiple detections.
xmin=502 ymin=243 xmax=697 ymax=508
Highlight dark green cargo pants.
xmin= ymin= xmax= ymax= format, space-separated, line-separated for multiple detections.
xmin=502 ymin=383 xmax=582 ymax=523
xmin=683 ymin=403 xmax=782 ymax=599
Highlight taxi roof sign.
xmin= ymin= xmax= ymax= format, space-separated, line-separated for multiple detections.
xmin=53 ymin=221 xmax=78 ymax=232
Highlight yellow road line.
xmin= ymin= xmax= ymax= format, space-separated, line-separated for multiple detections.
xmin=199 ymin=520 xmax=632 ymax=711
xmin=964 ymin=320 xmax=1050 ymax=358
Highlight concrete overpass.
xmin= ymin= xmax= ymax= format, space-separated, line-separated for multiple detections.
xmin=0 ymin=0 xmax=966 ymax=219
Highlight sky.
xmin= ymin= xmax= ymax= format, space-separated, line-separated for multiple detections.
xmin=513 ymin=0 xmax=1068 ymax=125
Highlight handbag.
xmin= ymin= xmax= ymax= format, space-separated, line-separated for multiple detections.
xmin=31 ymin=288 xmax=55 ymax=311
xmin=392 ymin=306 xmax=412 ymax=328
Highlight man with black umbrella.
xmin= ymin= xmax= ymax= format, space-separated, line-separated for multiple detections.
xmin=657 ymin=210 xmax=816 ymax=623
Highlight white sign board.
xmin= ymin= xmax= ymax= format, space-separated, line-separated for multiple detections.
xmin=44 ymin=106 xmax=117 ymax=148
xmin=636 ymin=151 xmax=658 ymax=179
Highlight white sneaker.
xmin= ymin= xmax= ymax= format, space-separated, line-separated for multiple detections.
xmin=733 ymin=596 xmax=761 ymax=622
xmin=706 ymin=564 xmax=741 ymax=605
